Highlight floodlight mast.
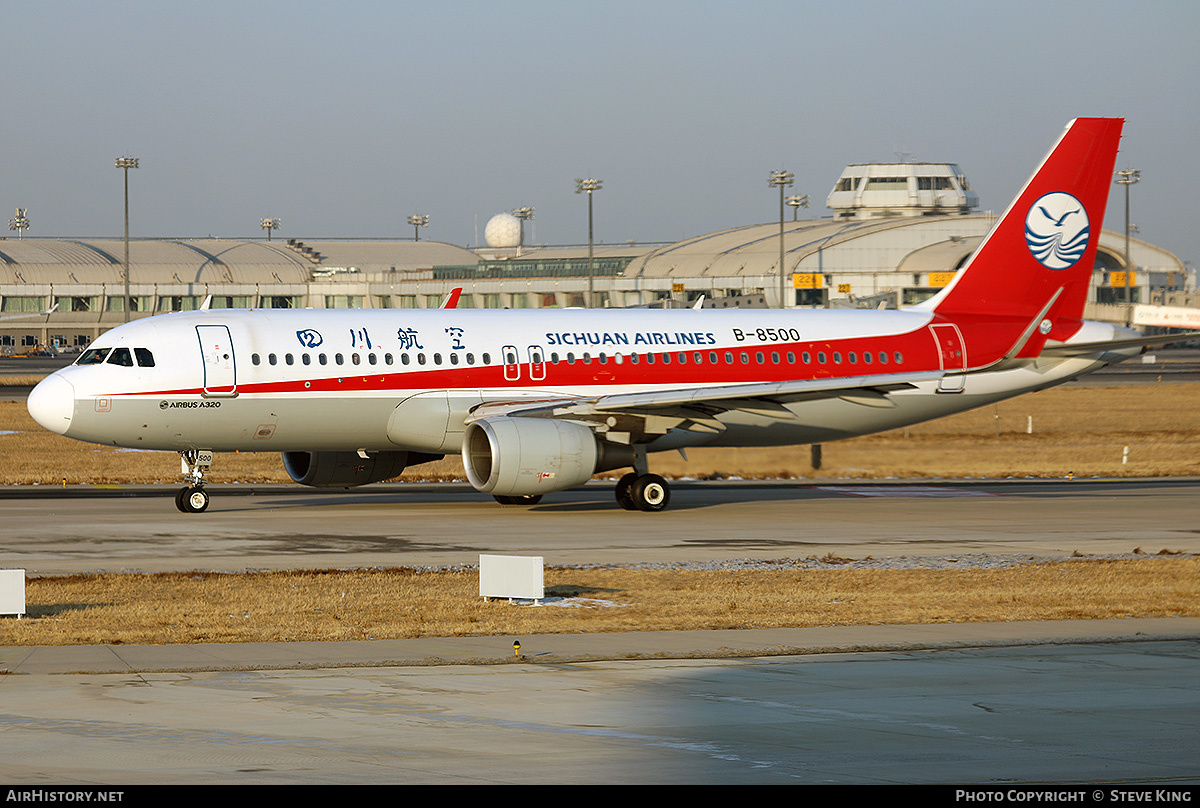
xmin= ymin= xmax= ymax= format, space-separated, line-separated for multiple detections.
xmin=575 ymin=179 xmax=602 ymax=307
xmin=115 ymin=157 xmax=139 ymax=323
xmin=786 ymin=194 xmax=809 ymax=221
xmin=260 ymin=218 xmax=281 ymax=241
xmin=407 ymin=214 xmax=429 ymax=242
xmin=512 ymin=206 xmax=534 ymax=255
xmin=1114 ymin=168 xmax=1140 ymax=326
xmin=8 ymin=208 xmax=29 ymax=239
xmin=769 ymin=170 xmax=794 ymax=308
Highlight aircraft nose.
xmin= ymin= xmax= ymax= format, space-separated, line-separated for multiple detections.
xmin=27 ymin=374 xmax=75 ymax=435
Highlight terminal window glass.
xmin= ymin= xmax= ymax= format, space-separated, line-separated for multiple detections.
xmin=158 ymin=296 xmax=203 ymax=312
xmin=54 ymin=296 xmax=100 ymax=312
xmin=1 ymin=296 xmax=46 ymax=313
xmin=917 ymin=177 xmax=954 ymax=191
xmin=210 ymin=296 xmax=253 ymax=309
xmin=106 ymin=296 xmax=151 ymax=312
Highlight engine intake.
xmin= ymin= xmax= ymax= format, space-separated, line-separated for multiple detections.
xmin=463 ymin=417 xmax=633 ymax=497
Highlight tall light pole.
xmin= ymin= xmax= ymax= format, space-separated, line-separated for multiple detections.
xmin=512 ymin=206 xmax=534 ymax=256
xmin=785 ymin=194 xmax=809 ymax=221
xmin=407 ymin=214 xmax=429 ymax=241
xmin=769 ymin=170 xmax=794 ymax=308
xmin=115 ymin=156 xmax=139 ymax=323
xmin=8 ymin=208 xmax=29 ymax=239
xmin=1115 ymin=168 xmax=1140 ymax=326
xmin=575 ymin=178 xmax=602 ymax=307
xmin=260 ymin=217 xmax=281 ymax=241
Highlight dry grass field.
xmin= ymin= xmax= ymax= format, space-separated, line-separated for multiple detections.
xmin=2 ymin=558 xmax=1196 ymax=647
xmin=4 ymin=382 xmax=1200 ymax=484
xmin=3 ymin=382 xmax=1198 ymax=647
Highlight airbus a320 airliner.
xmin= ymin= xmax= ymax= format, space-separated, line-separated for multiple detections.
xmin=29 ymin=118 xmax=1150 ymax=513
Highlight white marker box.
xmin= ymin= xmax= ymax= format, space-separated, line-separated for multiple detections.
xmin=479 ymin=555 xmax=544 ymax=602
xmin=0 ymin=569 xmax=26 ymax=617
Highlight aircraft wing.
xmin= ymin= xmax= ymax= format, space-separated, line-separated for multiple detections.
xmin=467 ymin=370 xmax=943 ymax=442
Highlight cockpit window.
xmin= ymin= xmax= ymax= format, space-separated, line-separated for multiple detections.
xmin=76 ymin=348 xmax=111 ymax=365
xmin=106 ymin=347 xmax=134 ymax=367
xmin=134 ymin=348 xmax=155 ymax=367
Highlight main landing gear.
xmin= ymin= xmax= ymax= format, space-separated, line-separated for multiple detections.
xmin=613 ymin=448 xmax=670 ymax=512
xmin=614 ymin=472 xmax=671 ymax=511
xmin=176 ymin=449 xmax=213 ymax=513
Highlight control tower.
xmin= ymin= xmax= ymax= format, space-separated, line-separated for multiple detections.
xmin=827 ymin=162 xmax=979 ymax=220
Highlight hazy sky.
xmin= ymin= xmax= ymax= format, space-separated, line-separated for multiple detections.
xmin=3 ymin=0 xmax=1198 ymax=267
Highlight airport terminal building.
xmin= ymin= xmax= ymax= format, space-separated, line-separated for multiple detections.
xmin=1 ymin=161 xmax=1187 ymax=351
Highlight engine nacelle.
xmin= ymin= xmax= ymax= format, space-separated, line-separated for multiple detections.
xmin=462 ymin=417 xmax=634 ymax=497
xmin=282 ymin=450 xmax=413 ymax=488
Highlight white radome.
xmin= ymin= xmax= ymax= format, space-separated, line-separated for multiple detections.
xmin=484 ymin=213 xmax=522 ymax=248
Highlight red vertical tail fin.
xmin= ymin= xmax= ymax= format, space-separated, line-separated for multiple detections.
xmin=918 ymin=118 xmax=1123 ymax=347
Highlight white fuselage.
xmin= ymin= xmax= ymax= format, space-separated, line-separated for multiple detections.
xmin=28 ymin=306 xmax=1134 ymax=457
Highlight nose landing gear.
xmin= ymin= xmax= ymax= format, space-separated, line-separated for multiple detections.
xmin=176 ymin=449 xmax=213 ymax=513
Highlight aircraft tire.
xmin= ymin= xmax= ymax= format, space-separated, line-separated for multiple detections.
xmin=181 ymin=487 xmax=209 ymax=514
xmin=615 ymin=473 xmax=639 ymax=510
xmin=631 ymin=474 xmax=670 ymax=512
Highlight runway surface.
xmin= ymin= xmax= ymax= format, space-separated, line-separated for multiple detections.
xmin=2 ymin=633 xmax=1197 ymax=784
xmin=3 ymin=478 xmax=1199 ymax=574
xmin=4 ymin=476 xmax=1199 ymax=784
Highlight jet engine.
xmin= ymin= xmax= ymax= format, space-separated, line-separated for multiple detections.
xmin=282 ymin=450 xmax=436 ymax=488
xmin=462 ymin=417 xmax=634 ymax=497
